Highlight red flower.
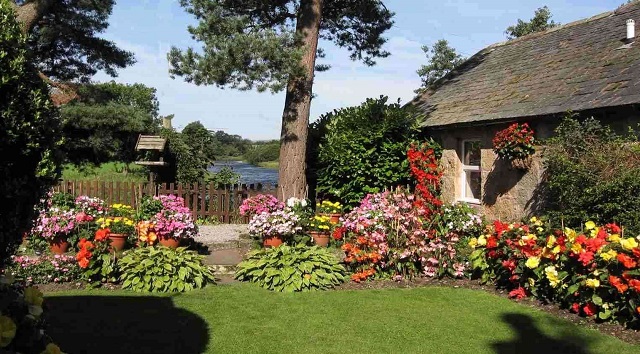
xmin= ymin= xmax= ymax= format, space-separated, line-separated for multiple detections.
xmin=632 ymin=248 xmax=640 ymax=259
xmin=508 ymin=287 xmax=527 ymax=299
xmin=605 ymin=223 xmax=621 ymax=235
xmin=578 ymin=251 xmax=594 ymax=266
xmin=78 ymin=258 xmax=90 ymax=269
xmin=584 ymin=238 xmax=606 ymax=253
xmin=570 ymin=303 xmax=580 ymax=313
xmin=583 ymin=303 xmax=597 ymax=317
xmin=595 ymin=228 xmax=608 ymax=240
xmin=617 ymin=253 xmax=637 ymax=269
xmin=95 ymin=228 xmax=110 ymax=242
xmin=332 ymin=227 xmax=345 ymax=241
xmin=502 ymin=259 xmax=516 ymax=273
xmin=629 ymin=279 xmax=640 ymax=293
xmin=486 ymin=236 xmax=498 ymax=249
xmin=609 ymin=276 xmax=628 ymax=293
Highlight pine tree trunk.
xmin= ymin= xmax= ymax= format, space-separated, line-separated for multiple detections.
xmin=277 ymin=0 xmax=323 ymax=200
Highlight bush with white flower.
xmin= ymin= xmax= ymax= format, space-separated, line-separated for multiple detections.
xmin=248 ymin=208 xmax=302 ymax=240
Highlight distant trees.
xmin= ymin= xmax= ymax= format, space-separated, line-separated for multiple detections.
xmin=416 ymin=39 xmax=466 ymax=92
xmin=505 ymin=6 xmax=559 ymax=39
xmin=60 ymin=82 xmax=160 ymax=166
xmin=244 ymin=141 xmax=280 ymax=166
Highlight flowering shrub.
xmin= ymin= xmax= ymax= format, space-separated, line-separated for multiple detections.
xmin=75 ymin=229 xmax=118 ymax=286
xmin=5 ymin=254 xmax=81 ymax=285
xmin=239 ymin=194 xmax=283 ymax=216
xmin=31 ymin=208 xmax=77 ymax=241
xmin=469 ymin=218 xmax=640 ymax=328
xmin=248 ymin=208 xmax=302 ymax=239
xmin=442 ymin=202 xmax=485 ymax=238
xmin=152 ymin=195 xmax=197 ymax=240
xmin=109 ymin=203 xmax=134 ymax=218
xmin=407 ymin=141 xmax=442 ymax=217
xmin=74 ymin=196 xmax=107 ymax=217
xmin=340 ymin=189 xmax=466 ymax=282
xmin=96 ymin=216 xmax=135 ymax=235
xmin=492 ymin=122 xmax=535 ymax=160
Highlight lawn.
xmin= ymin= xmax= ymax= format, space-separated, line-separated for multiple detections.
xmin=62 ymin=162 xmax=148 ymax=182
xmin=44 ymin=284 xmax=639 ymax=354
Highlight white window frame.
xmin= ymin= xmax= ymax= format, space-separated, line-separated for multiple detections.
xmin=458 ymin=140 xmax=481 ymax=204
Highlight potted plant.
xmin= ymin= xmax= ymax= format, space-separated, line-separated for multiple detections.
xmin=492 ymin=122 xmax=536 ymax=170
xmin=316 ymin=200 xmax=343 ymax=224
xmin=32 ymin=208 xmax=77 ymax=254
xmin=96 ymin=216 xmax=135 ymax=251
xmin=307 ymin=214 xmax=332 ymax=247
xmin=239 ymin=194 xmax=283 ymax=219
xmin=248 ymin=208 xmax=302 ymax=248
xmin=136 ymin=220 xmax=158 ymax=246
xmin=152 ymin=195 xmax=198 ymax=248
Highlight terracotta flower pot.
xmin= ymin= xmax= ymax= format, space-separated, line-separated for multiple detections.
xmin=310 ymin=231 xmax=330 ymax=247
xmin=159 ymin=237 xmax=181 ymax=249
xmin=263 ymin=235 xmax=284 ymax=248
xmin=49 ymin=238 xmax=70 ymax=255
xmin=319 ymin=213 xmax=341 ymax=224
xmin=108 ymin=233 xmax=128 ymax=251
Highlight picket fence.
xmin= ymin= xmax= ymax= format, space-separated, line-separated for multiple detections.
xmin=53 ymin=180 xmax=277 ymax=223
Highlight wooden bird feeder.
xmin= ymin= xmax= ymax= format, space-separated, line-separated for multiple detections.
xmin=134 ymin=135 xmax=168 ymax=183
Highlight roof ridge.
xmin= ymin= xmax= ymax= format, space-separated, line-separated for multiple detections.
xmin=485 ymin=6 xmax=625 ymax=50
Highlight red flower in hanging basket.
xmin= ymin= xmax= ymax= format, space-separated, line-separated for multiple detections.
xmin=492 ymin=123 xmax=536 ymax=160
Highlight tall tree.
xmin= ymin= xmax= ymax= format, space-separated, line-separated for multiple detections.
xmin=505 ymin=6 xmax=559 ymax=39
xmin=61 ymin=82 xmax=160 ymax=165
xmin=168 ymin=0 xmax=394 ymax=199
xmin=416 ymin=39 xmax=465 ymax=93
xmin=10 ymin=0 xmax=134 ymax=84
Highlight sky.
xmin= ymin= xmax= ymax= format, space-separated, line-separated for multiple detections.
xmin=94 ymin=0 xmax=626 ymax=140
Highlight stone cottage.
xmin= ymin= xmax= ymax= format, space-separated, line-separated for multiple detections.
xmin=411 ymin=2 xmax=640 ymax=221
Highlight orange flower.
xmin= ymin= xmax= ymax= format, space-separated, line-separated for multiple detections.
xmin=617 ymin=253 xmax=637 ymax=269
xmin=637 ymin=307 xmax=640 ymax=315
xmin=78 ymin=258 xmax=90 ymax=269
xmin=629 ymin=279 xmax=640 ymax=293
xmin=609 ymin=276 xmax=628 ymax=293
xmin=95 ymin=228 xmax=110 ymax=242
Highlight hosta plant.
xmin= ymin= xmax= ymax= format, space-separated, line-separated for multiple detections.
xmin=235 ymin=245 xmax=346 ymax=292
xmin=119 ymin=247 xmax=215 ymax=293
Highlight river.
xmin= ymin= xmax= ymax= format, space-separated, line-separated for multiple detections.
xmin=209 ymin=160 xmax=278 ymax=185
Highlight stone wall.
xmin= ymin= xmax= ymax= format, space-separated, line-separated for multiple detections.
xmin=433 ymin=123 xmax=547 ymax=222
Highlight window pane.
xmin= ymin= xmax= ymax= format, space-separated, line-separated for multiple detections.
xmin=465 ymin=171 xmax=481 ymax=200
xmin=464 ymin=141 xmax=481 ymax=166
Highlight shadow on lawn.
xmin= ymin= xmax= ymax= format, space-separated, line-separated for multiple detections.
xmin=45 ymin=295 xmax=209 ymax=354
xmin=492 ymin=313 xmax=592 ymax=354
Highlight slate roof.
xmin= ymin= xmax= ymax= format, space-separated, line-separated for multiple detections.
xmin=413 ymin=2 xmax=640 ymax=128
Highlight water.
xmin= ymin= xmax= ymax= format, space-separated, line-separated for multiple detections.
xmin=209 ymin=160 xmax=278 ymax=185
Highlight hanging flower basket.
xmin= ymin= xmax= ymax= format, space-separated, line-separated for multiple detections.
xmin=510 ymin=156 xmax=533 ymax=171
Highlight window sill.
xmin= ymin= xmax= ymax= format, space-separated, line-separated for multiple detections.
xmin=457 ymin=197 xmax=482 ymax=205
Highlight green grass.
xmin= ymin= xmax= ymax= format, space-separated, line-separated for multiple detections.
xmin=44 ymin=284 xmax=638 ymax=354
xmin=62 ymin=162 xmax=148 ymax=182
xmin=257 ymin=160 xmax=279 ymax=169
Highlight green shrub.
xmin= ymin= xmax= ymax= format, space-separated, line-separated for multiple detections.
xmin=542 ymin=115 xmax=640 ymax=234
xmin=0 ymin=1 xmax=63 ymax=266
xmin=244 ymin=141 xmax=280 ymax=165
xmin=310 ymin=96 xmax=419 ymax=207
xmin=235 ymin=245 xmax=346 ymax=292
xmin=119 ymin=247 xmax=215 ymax=292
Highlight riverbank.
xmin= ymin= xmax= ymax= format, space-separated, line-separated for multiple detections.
xmin=209 ymin=160 xmax=278 ymax=185
xmin=257 ymin=161 xmax=279 ymax=169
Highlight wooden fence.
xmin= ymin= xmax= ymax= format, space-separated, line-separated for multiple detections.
xmin=53 ymin=180 xmax=277 ymax=223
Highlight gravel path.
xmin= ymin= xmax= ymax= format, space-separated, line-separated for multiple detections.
xmin=195 ymin=224 xmax=249 ymax=244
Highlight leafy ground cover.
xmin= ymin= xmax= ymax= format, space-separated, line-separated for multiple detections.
xmin=44 ymin=284 xmax=639 ymax=354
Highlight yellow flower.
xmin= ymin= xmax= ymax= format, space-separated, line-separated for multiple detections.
xmin=528 ymin=278 xmax=535 ymax=287
xmin=0 ymin=316 xmax=16 ymax=348
xmin=468 ymin=238 xmax=478 ymax=249
xmin=41 ymin=343 xmax=64 ymax=354
xmin=585 ymin=278 xmax=600 ymax=288
xmin=564 ymin=228 xmax=577 ymax=242
xmin=525 ymin=257 xmax=540 ymax=269
xmin=621 ymin=237 xmax=639 ymax=251
xmin=608 ymin=234 xmax=621 ymax=243
xmin=477 ymin=236 xmax=487 ymax=246
xmin=546 ymin=235 xmax=556 ymax=248
xmin=530 ymin=216 xmax=538 ymax=223
xmin=552 ymin=245 xmax=561 ymax=255
xmin=599 ymin=249 xmax=618 ymax=261
xmin=571 ymin=243 xmax=583 ymax=254
xmin=24 ymin=287 xmax=43 ymax=307
xmin=545 ymin=266 xmax=560 ymax=288
xmin=585 ymin=221 xmax=596 ymax=230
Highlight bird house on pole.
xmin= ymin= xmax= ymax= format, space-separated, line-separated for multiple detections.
xmin=134 ymin=135 xmax=168 ymax=184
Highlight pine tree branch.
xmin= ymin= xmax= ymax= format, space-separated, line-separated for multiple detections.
xmin=11 ymin=0 xmax=55 ymax=34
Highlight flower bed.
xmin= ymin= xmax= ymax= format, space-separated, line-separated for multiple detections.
xmin=469 ymin=218 xmax=640 ymax=328
xmin=5 ymin=254 xmax=81 ymax=285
